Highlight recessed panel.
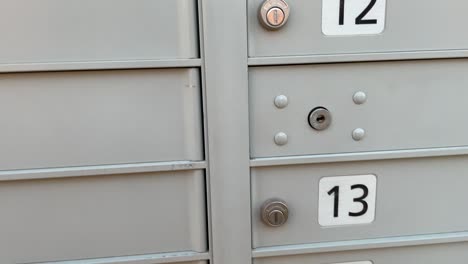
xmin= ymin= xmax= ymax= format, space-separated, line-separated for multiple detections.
xmin=252 ymin=155 xmax=468 ymax=247
xmin=254 ymin=242 xmax=468 ymax=264
xmin=249 ymin=0 xmax=468 ymax=57
xmin=0 ymin=170 xmax=207 ymax=263
xmin=0 ymin=68 xmax=203 ymax=170
xmin=0 ymin=0 xmax=199 ymax=64
xmin=250 ymin=59 xmax=468 ymax=158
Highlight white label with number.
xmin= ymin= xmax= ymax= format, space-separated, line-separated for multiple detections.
xmin=322 ymin=0 xmax=386 ymax=36
xmin=319 ymin=174 xmax=376 ymax=226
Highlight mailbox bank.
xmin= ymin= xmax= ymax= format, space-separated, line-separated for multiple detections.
xmin=2 ymin=0 xmax=468 ymax=263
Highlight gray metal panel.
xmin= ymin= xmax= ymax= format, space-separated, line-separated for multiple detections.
xmin=0 ymin=0 xmax=198 ymax=64
xmin=40 ymin=258 xmax=208 ymax=264
xmin=253 ymin=232 xmax=468 ymax=257
xmin=201 ymin=0 xmax=253 ymax=264
xmin=0 ymin=161 xmax=207 ymax=182
xmin=250 ymin=59 xmax=468 ymax=158
xmin=250 ymin=147 xmax=468 ymax=168
xmin=0 ymin=68 xmax=203 ymax=170
xmin=0 ymin=59 xmax=203 ymax=73
xmin=1 ymin=170 xmax=207 ymax=263
xmin=39 ymin=259 xmax=208 ymax=264
xmin=248 ymin=0 xmax=468 ymax=57
xmin=248 ymin=50 xmax=468 ymax=66
xmin=254 ymin=242 xmax=468 ymax=264
xmin=251 ymin=155 xmax=468 ymax=247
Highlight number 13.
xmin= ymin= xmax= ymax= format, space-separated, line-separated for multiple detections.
xmin=327 ymin=184 xmax=369 ymax=218
xmin=318 ymin=174 xmax=376 ymax=226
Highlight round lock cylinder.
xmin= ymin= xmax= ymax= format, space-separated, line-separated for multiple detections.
xmin=261 ymin=199 xmax=289 ymax=227
xmin=266 ymin=8 xmax=285 ymax=26
xmin=258 ymin=0 xmax=290 ymax=30
xmin=308 ymin=107 xmax=332 ymax=131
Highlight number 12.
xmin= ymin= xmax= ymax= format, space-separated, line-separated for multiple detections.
xmin=339 ymin=0 xmax=378 ymax=25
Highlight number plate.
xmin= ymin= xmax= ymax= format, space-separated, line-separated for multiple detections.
xmin=319 ymin=174 xmax=377 ymax=226
xmin=322 ymin=0 xmax=386 ymax=36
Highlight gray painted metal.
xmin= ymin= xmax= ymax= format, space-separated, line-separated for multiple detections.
xmin=252 ymin=155 xmax=468 ymax=247
xmin=248 ymin=0 xmax=468 ymax=57
xmin=0 ymin=1 xmax=212 ymax=263
xmin=201 ymin=1 xmax=253 ymax=264
xmin=253 ymin=232 xmax=468 ymax=258
xmin=37 ymin=254 xmax=209 ymax=264
xmin=248 ymin=50 xmax=468 ymax=66
xmin=250 ymin=59 xmax=468 ymax=158
xmin=0 ymin=1 xmax=211 ymax=264
xmin=251 ymin=146 xmax=468 ymax=167
xmin=254 ymin=241 xmax=468 ymax=264
xmin=0 ymin=161 xmax=207 ymax=182
xmin=0 ymin=0 xmax=199 ymax=64
xmin=0 ymin=59 xmax=202 ymax=73
xmin=1 ymin=170 xmax=207 ymax=263
xmin=0 ymin=68 xmax=203 ymax=170
xmin=2 ymin=0 xmax=468 ymax=263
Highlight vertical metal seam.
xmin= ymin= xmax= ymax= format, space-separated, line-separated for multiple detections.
xmin=201 ymin=0 xmax=252 ymax=263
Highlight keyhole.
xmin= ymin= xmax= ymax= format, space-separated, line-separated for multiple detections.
xmin=273 ymin=211 xmax=279 ymax=224
xmin=308 ymin=107 xmax=331 ymax=131
xmin=262 ymin=200 xmax=289 ymax=227
xmin=273 ymin=9 xmax=279 ymax=24
xmin=316 ymin=115 xmax=326 ymax=123
xmin=268 ymin=210 xmax=285 ymax=226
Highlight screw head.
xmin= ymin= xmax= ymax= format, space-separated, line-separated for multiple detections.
xmin=352 ymin=128 xmax=366 ymax=141
xmin=274 ymin=95 xmax=289 ymax=108
xmin=353 ymin=91 xmax=367 ymax=105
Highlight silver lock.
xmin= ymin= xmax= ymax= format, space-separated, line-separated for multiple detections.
xmin=261 ymin=199 xmax=289 ymax=227
xmin=258 ymin=0 xmax=290 ymax=30
xmin=308 ymin=107 xmax=332 ymax=131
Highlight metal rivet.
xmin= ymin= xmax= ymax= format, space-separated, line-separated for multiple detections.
xmin=353 ymin=91 xmax=367 ymax=105
xmin=274 ymin=132 xmax=288 ymax=145
xmin=274 ymin=95 xmax=289 ymax=108
xmin=352 ymin=128 xmax=366 ymax=141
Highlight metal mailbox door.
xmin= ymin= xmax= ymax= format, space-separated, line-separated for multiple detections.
xmin=251 ymin=155 xmax=468 ymax=247
xmin=0 ymin=0 xmax=209 ymax=263
xmin=3 ymin=0 xmax=468 ymax=264
xmin=253 ymin=242 xmax=468 ymax=264
xmin=246 ymin=1 xmax=468 ymax=263
xmin=0 ymin=0 xmax=199 ymax=64
xmin=0 ymin=68 xmax=203 ymax=170
xmin=249 ymin=59 xmax=468 ymax=158
xmin=248 ymin=0 xmax=468 ymax=57
xmin=0 ymin=170 xmax=207 ymax=263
